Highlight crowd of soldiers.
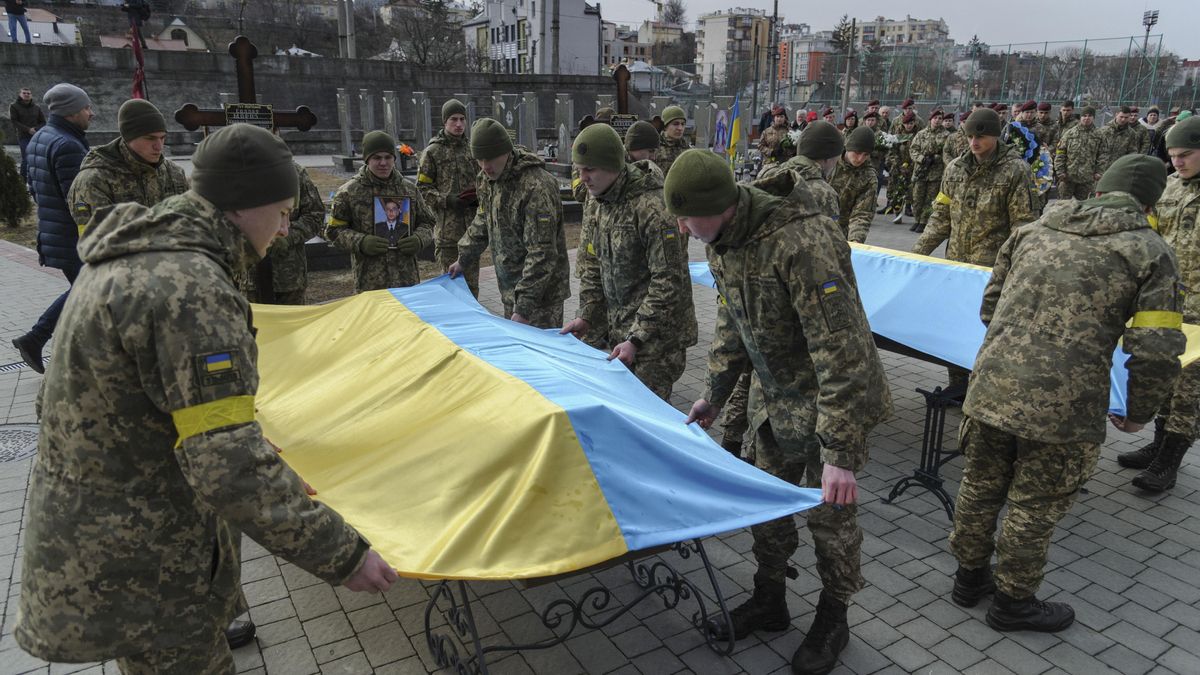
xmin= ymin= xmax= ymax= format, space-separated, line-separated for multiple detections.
xmin=8 ymin=79 xmax=1200 ymax=675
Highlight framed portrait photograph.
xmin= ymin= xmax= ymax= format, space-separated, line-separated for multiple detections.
xmin=373 ymin=196 xmax=413 ymax=247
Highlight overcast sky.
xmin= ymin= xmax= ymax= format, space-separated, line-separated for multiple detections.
xmin=596 ymin=1 xmax=1195 ymax=58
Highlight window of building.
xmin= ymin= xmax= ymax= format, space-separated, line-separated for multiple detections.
xmin=518 ymin=19 xmax=527 ymax=51
xmin=171 ymin=28 xmax=189 ymax=46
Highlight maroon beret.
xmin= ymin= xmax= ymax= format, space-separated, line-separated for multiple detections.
xmin=1037 ymin=102 xmax=1051 ymax=112
xmin=867 ymin=99 xmax=881 ymax=107
xmin=901 ymin=98 xmax=915 ymax=108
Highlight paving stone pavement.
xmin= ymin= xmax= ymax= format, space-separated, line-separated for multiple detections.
xmin=1 ymin=206 xmax=1199 ymax=675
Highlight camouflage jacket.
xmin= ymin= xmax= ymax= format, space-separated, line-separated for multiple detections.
xmin=942 ymin=129 xmax=969 ymax=167
xmin=457 ymin=149 xmax=570 ymax=316
xmin=703 ymin=185 xmax=892 ymax=471
xmin=965 ymin=193 xmax=1185 ymax=442
xmin=1059 ymin=113 xmax=1080 ymax=134
xmin=890 ymin=114 xmax=927 ymax=134
xmin=657 ymin=133 xmax=690 ymax=176
xmin=887 ymin=132 xmax=916 ymax=176
xmin=69 ymin=137 xmax=188 ymax=238
xmin=326 ymin=164 xmax=434 ymax=292
xmin=1034 ymin=119 xmax=1060 ymax=152
xmin=16 ymin=191 xmax=367 ymax=662
xmin=1053 ymin=123 xmax=1102 ymax=183
xmin=828 ymin=155 xmax=877 ymax=243
xmin=755 ymin=154 xmax=840 ymax=221
xmin=575 ymin=161 xmax=696 ymax=352
xmin=910 ymin=127 xmax=949 ymax=182
xmin=417 ymin=130 xmax=478 ymax=247
xmin=1157 ymin=174 xmax=1200 ymax=320
xmin=758 ymin=124 xmax=796 ymax=164
xmin=237 ymin=164 xmax=325 ymax=296
xmin=1097 ymin=121 xmax=1143 ymax=172
xmin=913 ymin=143 xmax=1036 ymax=266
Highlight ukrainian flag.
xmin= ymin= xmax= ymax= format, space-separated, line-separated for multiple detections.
xmin=253 ymin=277 xmax=821 ymax=580
xmin=727 ymin=94 xmax=741 ymax=169
xmin=205 ymin=352 xmax=234 ymax=372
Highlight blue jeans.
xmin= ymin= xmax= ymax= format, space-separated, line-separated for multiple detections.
xmin=8 ymin=14 xmax=31 ymax=44
xmin=30 ymin=264 xmax=82 ymax=343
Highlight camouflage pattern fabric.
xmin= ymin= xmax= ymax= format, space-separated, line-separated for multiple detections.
xmin=910 ymin=126 xmax=950 ymax=227
xmin=237 ymin=163 xmax=325 ymax=304
xmin=942 ymin=129 xmax=969 ymax=167
xmin=950 ymin=418 xmax=1101 ymax=599
xmin=965 ymin=193 xmax=1185 ymax=443
xmin=1034 ymin=119 xmax=1060 ymax=154
xmin=657 ymin=134 xmax=690 ymax=176
xmin=457 ymin=149 xmax=569 ymax=327
xmin=828 ymin=156 xmax=878 ymax=243
xmin=326 ymin=164 xmax=434 ymax=293
xmin=575 ymin=161 xmax=697 ymax=399
xmin=418 ymin=129 xmax=480 ymax=296
xmin=719 ymin=369 xmax=752 ymax=445
xmin=574 ymin=214 xmax=610 ymax=351
xmin=1097 ymin=120 xmax=1144 ymax=174
xmin=1154 ymin=174 xmax=1200 ymax=438
xmin=69 ymin=137 xmax=188 ymax=237
xmin=1054 ymin=123 xmax=1103 ymax=196
xmin=1059 ymin=113 xmax=1079 ymax=135
xmin=16 ymin=191 xmax=368 ymax=663
xmin=754 ymin=154 xmax=840 ymax=220
xmin=890 ymin=114 xmax=927 ymax=134
xmin=885 ymin=132 xmax=915 ymax=213
xmin=116 ymin=621 xmax=234 ymax=675
xmin=758 ymin=124 xmax=796 ymax=166
xmin=913 ymin=143 xmax=1036 ymax=266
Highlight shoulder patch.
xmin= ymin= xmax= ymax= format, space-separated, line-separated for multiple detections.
xmin=195 ymin=351 xmax=241 ymax=387
xmin=74 ymin=201 xmax=92 ymax=219
xmin=818 ymin=277 xmax=852 ymax=332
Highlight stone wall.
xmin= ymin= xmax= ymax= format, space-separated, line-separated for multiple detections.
xmin=0 ymin=43 xmax=648 ymax=154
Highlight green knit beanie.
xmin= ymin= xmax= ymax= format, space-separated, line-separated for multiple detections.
xmin=1080 ymin=106 xmax=1096 ymax=117
xmin=661 ymin=105 xmax=686 ymax=125
xmin=118 ymin=99 xmax=166 ymax=142
xmin=192 ymin=123 xmax=297 ymax=211
xmin=470 ymin=118 xmax=514 ymax=160
xmin=1095 ymin=155 xmax=1167 ymax=208
xmin=624 ymin=121 xmax=660 ymax=151
xmin=1165 ymin=116 xmax=1200 ymax=150
xmin=845 ymin=126 xmax=875 ymax=154
xmin=663 ymin=149 xmax=738 ymax=217
xmin=963 ymin=109 xmax=1002 ymax=137
xmin=797 ymin=121 xmax=844 ymax=160
xmin=573 ymin=123 xmax=625 ymax=172
xmin=361 ymin=130 xmax=396 ymax=161
xmin=442 ymin=98 xmax=467 ymax=122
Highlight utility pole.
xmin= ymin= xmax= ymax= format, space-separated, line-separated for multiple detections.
xmin=1134 ymin=9 xmax=1159 ymax=104
xmin=840 ymin=18 xmax=855 ymax=115
xmin=767 ymin=0 xmax=779 ymax=105
xmin=552 ymin=0 xmax=561 ymax=74
xmin=336 ymin=0 xmax=347 ymax=57
xmin=346 ymin=0 xmax=357 ymax=59
xmin=751 ymin=25 xmax=761 ymax=131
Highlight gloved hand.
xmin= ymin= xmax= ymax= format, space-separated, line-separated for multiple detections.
xmin=359 ymin=235 xmax=390 ymax=256
xmin=394 ymin=234 xmax=421 ymax=256
xmin=457 ymin=187 xmax=478 ymax=207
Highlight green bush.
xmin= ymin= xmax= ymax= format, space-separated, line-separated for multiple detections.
xmin=0 ymin=129 xmax=33 ymax=227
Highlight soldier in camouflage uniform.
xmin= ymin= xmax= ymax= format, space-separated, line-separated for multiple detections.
xmin=943 ymin=113 xmax=970 ymax=167
xmin=69 ymin=99 xmax=187 ymax=240
xmin=890 ymin=98 xmax=926 ymax=133
xmin=1129 ymin=106 xmax=1151 ymax=156
xmin=949 ymin=155 xmax=1182 ymax=633
xmin=624 ymin=120 xmax=661 ymax=169
xmin=830 ymin=126 xmax=879 ymax=243
xmin=914 ymin=109 xmax=1036 ymax=390
xmin=561 ymin=124 xmax=697 ymax=399
xmin=1118 ymin=117 xmax=1200 ymax=493
xmin=758 ymin=105 xmax=796 ymax=170
xmin=1097 ymin=105 xmax=1143 ymax=174
xmin=670 ymin=149 xmax=891 ymax=675
xmin=15 ymin=125 xmax=397 ymax=672
xmin=236 ymin=163 xmax=325 ymax=304
xmin=754 ymin=120 xmax=842 ymax=219
xmin=451 ymin=118 xmax=570 ymax=328
xmin=1054 ymin=107 xmax=1103 ymax=200
xmin=417 ymin=99 xmax=480 ymax=296
xmin=657 ymin=105 xmax=691 ymax=176
xmin=1033 ymin=103 xmax=1060 ymax=154
xmin=326 ymin=131 xmax=434 ymax=294
xmin=909 ymin=110 xmax=950 ymax=233
xmin=1058 ymin=100 xmax=1079 ymax=135
xmin=884 ymin=111 xmax=918 ymax=221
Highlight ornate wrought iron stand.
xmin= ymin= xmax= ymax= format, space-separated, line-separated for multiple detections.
xmin=424 ymin=539 xmax=735 ymax=674
xmin=883 ymin=385 xmax=965 ymax=519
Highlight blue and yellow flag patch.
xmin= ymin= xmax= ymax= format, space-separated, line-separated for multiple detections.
xmin=205 ymin=353 xmax=234 ymax=372
xmin=196 ymin=351 xmax=240 ymax=387
xmin=822 ymin=279 xmax=840 ymax=295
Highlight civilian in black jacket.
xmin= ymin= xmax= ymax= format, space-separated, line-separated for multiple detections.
xmin=12 ymin=84 xmax=93 ymax=374
xmin=9 ymin=86 xmax=45 ymax=181
xmin=5 ymin=0 xmax=32 ymax=44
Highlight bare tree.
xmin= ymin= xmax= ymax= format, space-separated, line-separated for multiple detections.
xmin=388 ymin=0 xmax=469 ymax=69
xmin=662 ymin=0 xmax=686 ymax=27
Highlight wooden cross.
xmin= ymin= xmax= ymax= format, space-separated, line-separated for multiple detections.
xmin=174 ymin=36 xmax=317 ymax=133
xmin=578 ymin=64 xmax=635 ymax=130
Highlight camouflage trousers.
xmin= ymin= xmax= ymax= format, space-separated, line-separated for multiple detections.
xmin=501 ymin=298 xmax=563 ymax=330
xmin=719 ymin=370 xmax=752 ymax=446
xmin=116 ymin=621 xmax=234 ymax=675
xmin=632 ymin=347 xmax=688 ymax=400
xmin=911 ymin=176 xmax=940 ymax=226
xmin=886 ymin=171 xmax=912 ymax=212
xmin=750 ymin=422 xmax=864 ymax=604
xmin=1060 ymin=179 xmax=1095 ymax=201
xmin=437 ymin=243 xmax=480 ymax=298
xmin=1158 ymin=363 xmax=1200 ymax=440
xmin=949 ymin=417 xmax=1100 ymax=599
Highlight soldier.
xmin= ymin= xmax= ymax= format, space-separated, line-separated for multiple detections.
xmin=450 ymin=118 xmax=570 ymax=328
xmin=1129 ymin=106 xmax=1151 ymax=155
xmin=913 ymin=108 xmax=1036 ymax=389
xmin=1058 ymin=100 xmax=1079 ymax=134
xmin=758 ymin=105 xmax=796 ymax=169
xmin=878 ymin=105 xmax=892 ymax=130
xmin=909 ymin=109 xmax=950 ymax=233
xmin=862 ymin=112 xmax=887 ymax=196
xmin=671 ymin=149 xmax=891 ymax=675
xmin=657 ymin=105 xmax=691 ymax=175
xmin=884 ymin=111 xmax=918 ymax=222
xmin=236 ymin=163 xmax=324 ymax=305
xmin=756 ymin=120 xmax=842 ymax=219
xmin=560 ymin=124 xmax=697 ymax=399
xmin=1097 ymin=105 xmax=1141 ymax=174
xmin=841 ymin=110 xmax=858 ymax=133
xmin=326 ymin=130 xmax=434 ymax=294
xmin=624 ymin=120 xmax=662 ymax=172
xmin=417 ymin=99 xmax=480 ymax=296
xmin=942 ymin=113 xmax=970 ymax=169
xmin=69 ymin=99 xmax=188 ymax=240
xmin=891 ymin=98 xmax=926 ymax=133
xmin=14 ymin=124 xmax=397 ymax=672
xmin=1034 ymin=102 xmax=1060 ymax=154
xmin=831 ymin=127 xmax=879 ymax=243
xmin=865 ymin=99 xmax=880 ymax=116
xmin=1118 ymin=117 xmax=1200 ymax=492
xmin=1054 ymin=106 xmax=1103 ymax=200
xmin=949 ymin=155 xmax=1182 ymax=632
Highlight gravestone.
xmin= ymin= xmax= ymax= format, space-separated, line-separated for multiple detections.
xmin=382 ymin=91 xmax=400 ymax=141
xmin=595 ymin=94 xmax=616 ymax=113
xmin=694 ymin=101 xmax=716 ymax=149
xmin=336 ymin=87 xmax=353 ymax=156
xmin=491 ymin=91 xmax=504 ymax=122
xmin=519 ymin=92 xmax=537 ymax=150
xmin=554 ymin=93 xmax=574 ymax=160
xmin=650 ymin=96 xmax=673 ymax=119
xmin=358 ymin=89 xmax=375 ymax=133
xmin=410 ymin=91 xmax=431 ymax=151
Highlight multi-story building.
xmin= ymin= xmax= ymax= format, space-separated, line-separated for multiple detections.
xmin=637 ymin=20 xmax=682 ymax=46
xmin=855 ymin=15 xmax=951 ymax=49
xmin=778 ymin=23 xmax=834 ymax=84
xmin=603 ymin=22 xmax=653 ymax=67
xmin=462 ymin=0 xmax=601 ymax=75
xmin=695 ymin=7 xmax=770 ymax=86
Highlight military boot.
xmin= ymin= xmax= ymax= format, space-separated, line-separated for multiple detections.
xmin=709 ymin=576 xmax=790 ymax=641
xmin=224 ymin=618 xmax=256 ymax=648
xmin=951 ymin=565 xmax=995 ymax=607
xmin=1132 ymin=432 xmax=1191 ymax=493
xmin=1117 ymin=417 xmax=1166 ymax=469
xmin=986 ymin=591 xmax=1074 ymax=632
xmin=791 ymin=591 xmax=850 ymax=675
xmin=11 ymin=333 xmax=46 ymax=375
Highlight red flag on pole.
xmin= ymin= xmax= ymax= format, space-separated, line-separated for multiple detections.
xmin=130 ymin=24 xmax=147 ymax=99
